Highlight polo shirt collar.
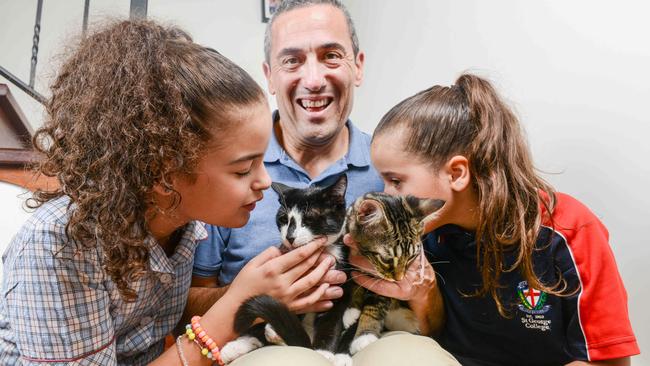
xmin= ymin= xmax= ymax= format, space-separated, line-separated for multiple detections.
xmin=264 ymin=110 xmax=371 ymax=168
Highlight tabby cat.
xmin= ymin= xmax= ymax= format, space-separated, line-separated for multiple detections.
xmin=220 ymin=174 xmax=444 ymax=365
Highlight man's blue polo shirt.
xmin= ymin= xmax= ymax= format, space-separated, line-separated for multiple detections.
xmin=193 ymin=115 xmax=384 ymax=284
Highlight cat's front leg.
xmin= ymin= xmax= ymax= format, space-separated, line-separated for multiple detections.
xmin=349 ymin=295 xmax=390 ymax=355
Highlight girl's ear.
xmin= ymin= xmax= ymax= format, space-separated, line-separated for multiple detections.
xmin=151 ymin=180 xmax=176 ymax=197
xmin=446 ymin=155 xmax=471 ymax=192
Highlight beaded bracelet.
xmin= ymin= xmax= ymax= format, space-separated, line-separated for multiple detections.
xmin=186 ymin=316 xmax=224 ymax=366
xmin=175 ymin=335 xmax=190 ymax=366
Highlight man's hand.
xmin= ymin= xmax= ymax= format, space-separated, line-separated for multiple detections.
xmin=228 ymin=237 xmax=345 ymax=313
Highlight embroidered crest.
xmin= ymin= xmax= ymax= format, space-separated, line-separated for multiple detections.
xmin=517 ymin=281 xmax=551 ymax=315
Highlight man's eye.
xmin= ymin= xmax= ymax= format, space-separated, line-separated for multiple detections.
xmin=283 ymin=57 xmax=299 ymax=65
xmin=324 ymin=52 xmax=341 ymax=60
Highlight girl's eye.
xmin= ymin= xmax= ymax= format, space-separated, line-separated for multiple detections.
xmin=390 ymin=178 xmax=401 ymax=188
xmin=236 ymin=170 xmax=251 ymax=177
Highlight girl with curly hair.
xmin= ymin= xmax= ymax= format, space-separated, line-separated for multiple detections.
xmin=345 ymin=74 xmax=639 ymax=365
xmin=0 ymin=20 xmax=336 ymax=365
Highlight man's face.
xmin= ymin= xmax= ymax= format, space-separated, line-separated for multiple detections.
xmin=264 ymin=4 xmax=364 ymax=145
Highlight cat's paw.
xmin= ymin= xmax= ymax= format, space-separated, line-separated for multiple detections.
xmin=342 ymin=308 xmax=361 ymax=329
xmin=264 ymin=323 xmax=286 ymax=345
xmin=350 ymin=333 xmax=379 ymax=355
xmin=220 ymin=336 xmax=263 ymax=364
xmin=316 ymin=350 xmax=353 ymax=366
xmin=385 ymin=307 xmax=420 ymax=334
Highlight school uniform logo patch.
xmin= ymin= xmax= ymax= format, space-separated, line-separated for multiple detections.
xmin=517 ymin=281 xmax=553 ymax=332
xmin=517 ymin=281 xmax=551 ymax=315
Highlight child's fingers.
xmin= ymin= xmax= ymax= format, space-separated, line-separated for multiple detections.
xmin=351 ymin=271 xmax=402 ymax=298
xmin=281 ymin=250 xmax=327 ymax=283
xmin=318 ymin=269 xmax=347 ymax=285
xmin=272 ymin=237 xmax=327 ymax=272
xmin=248 ymin=246 xmax=283 ymax=266
xmin=288 ymin=255 xmax=334 ymax=294
xmin=288 ymin=283 xmax=330 ymax=312
xmin=342 ymin=233 xmax=358 ymax=248
xmin=295 ymin=300 xmax=334 ymax=314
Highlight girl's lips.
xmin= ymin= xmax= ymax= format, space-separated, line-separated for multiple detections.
xmin=243 ymin=202 xmax=256 ymax=211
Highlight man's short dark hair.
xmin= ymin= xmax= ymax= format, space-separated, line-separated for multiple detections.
xmin=264 ymin=0 xmax=360 ymax=64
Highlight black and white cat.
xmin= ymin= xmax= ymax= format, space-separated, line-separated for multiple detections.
xmin=220 ymin=174 xmax=444 ymax=365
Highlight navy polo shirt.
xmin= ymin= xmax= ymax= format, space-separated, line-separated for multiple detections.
xmin=423 ymin=193 xmax=639 ymax=365
xmin=193 ymin=113 xmax=384 ymax=284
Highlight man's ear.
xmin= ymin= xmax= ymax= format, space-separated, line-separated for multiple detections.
xmin=263 ymin=62 xmax=276 ymax=95
xmin=354 ymin=51 xmax=365 ymax=87
xmin=446 ymin=155 xmax=471 ymax=192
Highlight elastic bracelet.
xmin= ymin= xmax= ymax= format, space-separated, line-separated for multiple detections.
xmin=175 ymin=335 xmax=190 ymax=366
xmin=186 ymin=316 xmax=224 ymax=366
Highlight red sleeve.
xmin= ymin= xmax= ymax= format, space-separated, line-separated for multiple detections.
xmin=552 ymin=193 xmax=640 ymax=361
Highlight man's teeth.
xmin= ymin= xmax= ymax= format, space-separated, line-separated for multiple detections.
xmin=301 ymin=99 xmax=328 ymax=108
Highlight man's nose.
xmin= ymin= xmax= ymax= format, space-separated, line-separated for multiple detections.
xmin=302 ymin=57 xmax=326 ymax=92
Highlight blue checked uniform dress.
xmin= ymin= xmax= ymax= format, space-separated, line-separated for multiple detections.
xmin=194 ymin=113 xmax=384 ymax=285
xmin=0 ymin=196 xmax=207 ymax=365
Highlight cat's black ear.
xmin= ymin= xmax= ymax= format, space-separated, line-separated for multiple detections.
xmin=271 ymin=182 xmax=293 ymax=197
xmin=357 ymin=198 xmax=384 ymax=225
xmin=327 ymin=174 xmax=348 ymax=201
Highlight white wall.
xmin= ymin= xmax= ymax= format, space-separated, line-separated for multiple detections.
xmin=1 ymin=0 xmax=647 ymax=362
xmin=345 ymin=0 xmax=649 ymax=363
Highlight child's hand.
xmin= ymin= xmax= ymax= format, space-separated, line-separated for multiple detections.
xmin=228 ymin=237 xmax=343 ymax=313
xmin=343 ymin=233 xmax=437 ymax=302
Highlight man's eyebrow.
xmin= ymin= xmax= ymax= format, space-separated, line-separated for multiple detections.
xmin=277 ymin=47 xmax=302 ymax=58
xmin=276 ymin=43 xmax=347 ymax=58
xmin=228 ymin=153 xmax=264 ymax=165
xmin=320 ymin=42 xmax=346 ymax=52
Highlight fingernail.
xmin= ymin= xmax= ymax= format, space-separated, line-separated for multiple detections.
xmin=336 ymin=272 xmax=347 ymax=282
xmin=328 ymin=256 xmax=336 ymax=267
xmin=329 ymin=287 xmax=343 ymax=297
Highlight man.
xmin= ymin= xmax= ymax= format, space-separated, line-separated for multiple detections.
xmin=187 ymin=0 xmax=383 ymax=316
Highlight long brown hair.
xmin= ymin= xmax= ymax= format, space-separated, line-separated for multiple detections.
xmin=374 ymin=74 xmax=562 ymax=316
xmin=30 ymin=20 xmax=265 ymax=301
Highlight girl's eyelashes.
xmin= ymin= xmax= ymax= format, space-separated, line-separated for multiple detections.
xmin=234 ymin=161 xmax=256 ymax=177
xmin=389 ymin=177 xmax=401 ymax=188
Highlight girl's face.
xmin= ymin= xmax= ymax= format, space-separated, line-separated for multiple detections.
xmin=371 ymin=131 xmax=451 ymax=202
xmin=173 ymin=101 xmax=273 ymax=228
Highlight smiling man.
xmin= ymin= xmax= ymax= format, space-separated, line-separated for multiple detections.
xmin=185 ymin=0 xmax=383 ymax=336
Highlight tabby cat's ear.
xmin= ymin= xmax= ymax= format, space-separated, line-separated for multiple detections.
xmin=405 ymin=196 xmax=445 ymax=220
xmin=357 ymin=199 xmax=384 ymax=225
xmin=418 ymin=198 xmax=446 ymax=229
xmin=271 ymin=182 xmax=292 ymax=197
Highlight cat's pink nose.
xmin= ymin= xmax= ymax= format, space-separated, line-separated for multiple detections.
xmin=395 ymin=270 xmax=405 ymax=281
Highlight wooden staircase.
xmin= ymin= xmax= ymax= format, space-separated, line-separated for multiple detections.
xmin=0 ymin=83 xmax=57 ymax=191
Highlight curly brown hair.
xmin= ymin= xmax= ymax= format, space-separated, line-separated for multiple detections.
xmin=374 ymin=74 xmax=565 ymax=316
xmin=29 ymin=20 xmax=265 ymax=302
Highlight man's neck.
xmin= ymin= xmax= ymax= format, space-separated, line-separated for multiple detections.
xmin=275 ymin=121 xmax=350 ymax=179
